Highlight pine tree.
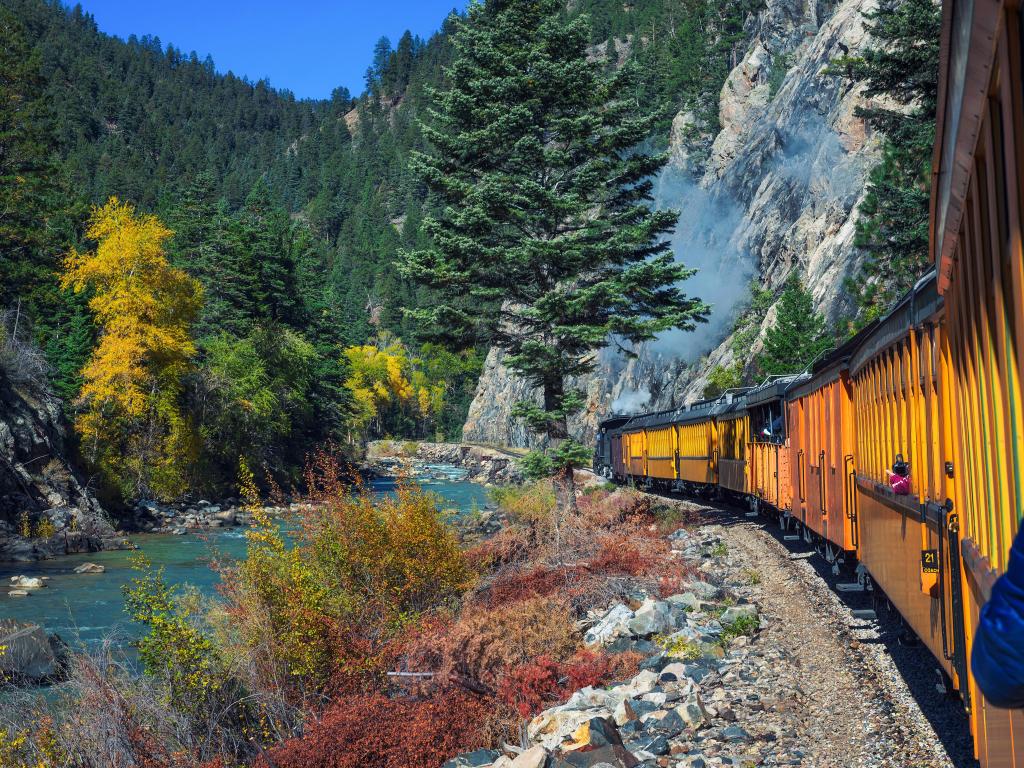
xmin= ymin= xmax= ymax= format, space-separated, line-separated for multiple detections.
xmin=234 ymin=180 xmax=299 ymax=327
xmin=758 ymin=275 xmax=833 ymax=376
xmin=402 ymin=0 xmax=708 ymax=519
xmin=835 ymin=0 xmax=940 ymax=322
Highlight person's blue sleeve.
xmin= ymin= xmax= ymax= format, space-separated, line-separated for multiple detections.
xmin=971 ymin=523 xmax=1024 ymax=709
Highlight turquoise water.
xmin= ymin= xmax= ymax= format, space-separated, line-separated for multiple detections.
xmin=0 ymin=477 xmax=491 ymax=651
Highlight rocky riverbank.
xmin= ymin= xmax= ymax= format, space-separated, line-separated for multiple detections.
xmin=366 ymin=441 xmax=524 ymax=485
xmin=442 ymin=501 xmax=963 ymax=768
xmin=0 ymin=372 xmax=127 ymax=563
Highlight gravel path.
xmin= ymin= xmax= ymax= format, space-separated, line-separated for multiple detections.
xmin=689 ymin=501 xmax=978 ymax=767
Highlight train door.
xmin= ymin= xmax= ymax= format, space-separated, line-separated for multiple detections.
xmin=789 ymin=396 xmax=807 ymax=524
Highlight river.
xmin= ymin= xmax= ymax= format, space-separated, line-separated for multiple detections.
xmin=0 ymin=474 xmax=491 ymax=651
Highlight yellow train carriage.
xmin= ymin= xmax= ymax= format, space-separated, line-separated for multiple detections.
xmin=787 ymin=345 xmax=860 ymax=554
xmin=931 ymin=0 xmax=1024 ymax=759
xmin=622 ymin=427 xmax=647 ymax=479
xmin=849 ymin=273 xmax=969 ymax=702
xmin=676 ymin=415 xmax=718 ymax=485
xmin=716 ymin=394 xmax=750 ymax=495
xmin=620 ymin=402 xmax=721 ymax=488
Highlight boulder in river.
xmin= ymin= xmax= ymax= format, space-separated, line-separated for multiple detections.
xmin=9 ymin=575 xmax=45 ymax=588
xmin=73 ymin=562 xmax=105 ymax=574
xmin=0 ymin=621 xmax=67 ymax=684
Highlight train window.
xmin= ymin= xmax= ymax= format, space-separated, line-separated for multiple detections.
xmin=989 ymin=96 xmax=1011 ymax=253
xmin=752 ymin=401 xmax=785 ymax=443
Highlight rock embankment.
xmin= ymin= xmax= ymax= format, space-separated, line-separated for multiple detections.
xmin=444 ymin=508 xmax=960 ymax=768
xmin=366 ymin=441 xmax=523 ymax=485
xmin=0 ymin=371 xmax=125 ymax=562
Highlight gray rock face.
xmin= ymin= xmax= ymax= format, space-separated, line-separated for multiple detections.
xmin=463 ymin=0 xmax=881 ymax=448
xmin=0 ymin=373 xmax=118 ymax=562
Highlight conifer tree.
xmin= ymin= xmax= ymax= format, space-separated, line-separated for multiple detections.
xmin=402 ymin=0 xmax=708 ymax=518
xmin=834 ymin=0 xmax=940 ymax=321
xmin=758 ymin=275 xmax=833 ymax=376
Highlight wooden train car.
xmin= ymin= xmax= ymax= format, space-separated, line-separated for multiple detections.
xmin=931 ymin=0 xmax=1024 ymax=758
xmin=787 ymin=337 xmax=861 ymax=554
xmin=847 ymin=273 xmax=970 ymax=697
xmin=746 ymin=376 xmax=803 ymax=514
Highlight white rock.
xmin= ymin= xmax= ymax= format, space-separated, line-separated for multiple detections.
xmin=583 ymin=603 xmax=633 ymax=646
xmin=527 ymin=706 xmax=600 ymax=750
xmin=9 ymin=576 xmax=45 ymax=589
xmin=619 ymin=668 xmax=659 ymax=697
xmin=720 ymin=605 xmax=758 ymax=625
xmin=678 ymin=691 xmax=708 ymax=729
xmin=613 ymin=698 xmax=637 ymax=726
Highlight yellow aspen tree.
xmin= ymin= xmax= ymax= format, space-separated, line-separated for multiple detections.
xmin=61 ymin=197 xmax=203 ymax=500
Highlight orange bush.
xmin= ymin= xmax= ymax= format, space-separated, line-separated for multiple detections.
xmin=402 ymin=596 xmax=578 ymax=692
xmin=215 ymin=453 xmax=474 ymax=702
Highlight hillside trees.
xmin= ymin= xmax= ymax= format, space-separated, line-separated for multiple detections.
xmin=60 ymin=198 xmax=203 ymax=500
xmin=403 ymin=0 xmax=708 ymax=520
xmin=835 ymin=0 xmax=941 ymax=320
xmin=0 ymin=8 xmax=92 ymax=399
xmin=342 ymin=335 xmax=478 ymax=442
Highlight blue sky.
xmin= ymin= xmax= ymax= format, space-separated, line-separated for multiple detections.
xmin=69 ymin=0 xmax=469 ymax=100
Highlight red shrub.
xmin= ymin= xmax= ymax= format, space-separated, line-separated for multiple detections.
xmin=463 ymin=525 xmax=532 ymax=572
xmin=588 ymin=537 xmax=649 ymax=576
xmin=262 ymin=688 xmax=493 ymax=768
xmin=497 ymin=650 xmax=643 ymax=718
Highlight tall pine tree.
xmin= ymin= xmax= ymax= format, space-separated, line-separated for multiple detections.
xmin=758 ymin=275 xmax=833 ymax=376
xmin=402 ymin=0 xmax=708 ymax=519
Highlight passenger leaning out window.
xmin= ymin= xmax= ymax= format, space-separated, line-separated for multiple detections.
xmin=888 ymin=453 xmax=911 ymax=495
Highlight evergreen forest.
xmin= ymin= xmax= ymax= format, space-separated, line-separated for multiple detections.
xmin=0 ymin=0 xmax=763 ymax=502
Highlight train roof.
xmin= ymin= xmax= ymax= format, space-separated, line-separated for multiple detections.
xmin=745 ymin=374 xmax=809 ymax=407
xmin=596 ymin=414 xmax=635 ymax=432
xmin=612 ymin=388 xmax=752 ymax=431
xmin=848 ymin=269 xmax=942 ymax=376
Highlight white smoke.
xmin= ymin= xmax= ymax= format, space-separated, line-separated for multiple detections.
xmin=646 ymin=114 xmax=857 ymax=364
xmin=648 ymin=167 xmax=755 ymax=362
xmin=611 ymin=386 xmax=652 ymax=415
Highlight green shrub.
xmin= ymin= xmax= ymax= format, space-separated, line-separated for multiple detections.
xmin=721 ymin=613 xmax=760 ymax=642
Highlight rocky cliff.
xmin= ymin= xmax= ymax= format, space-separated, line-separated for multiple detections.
xmin=0 ymin=371 xmax=121 ymax=561
xmin=463 ymin=0 xmax=880 ymax=448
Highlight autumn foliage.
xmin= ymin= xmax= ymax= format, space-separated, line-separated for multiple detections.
xmin=60 ymin=197 xmax=202 ymax=500
xmin=216 ymin=454 xmax=475 ymax=702
xmin=263 ymin=687 xmax=493 ymax=768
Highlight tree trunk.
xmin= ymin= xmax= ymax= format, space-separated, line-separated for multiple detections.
xmin=544 ymin=378 xmax=578 ymax=561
